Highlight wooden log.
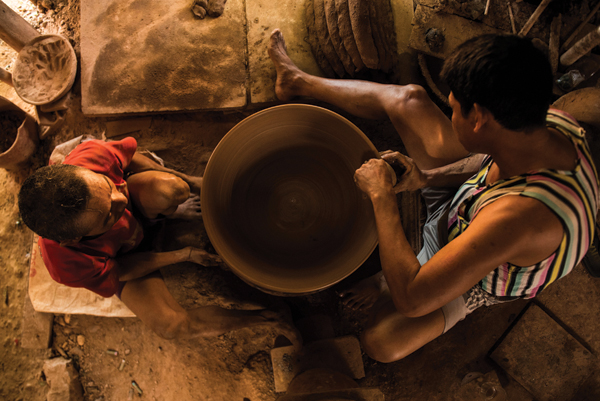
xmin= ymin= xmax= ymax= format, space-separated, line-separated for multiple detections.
xmin=560 ymin=25 xmax=600 ymax=67
xmin=314 ymin=0 xmax=347 ymax=77
xmin=518 ymin=0 xmax=552 ymax=37
xmin=305 ymin=0 xmax=336 ymax=78
xmin=324 ymin=0 xmax=355 ymax=76
xmin=348 ymin=0 xmax=379 ymax=69
xmin=0 ymin=1 xmax=39 ymax=52
xmin=561 ymin=0 xmax=600 ymax=51
xmin=334 ymin=0 xmax=365 ymax=72
xmin=549 ymin=14 xmax=561 ymax=74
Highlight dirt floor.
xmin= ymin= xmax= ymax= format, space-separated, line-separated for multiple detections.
xmin=2 ymin=1 xmax=600 ymax=400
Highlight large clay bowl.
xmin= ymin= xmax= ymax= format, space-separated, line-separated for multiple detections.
xmin=12 ymin=34 xmax=77 ymax=105
xmin=201 ymin=104 xmax=379 ymax=295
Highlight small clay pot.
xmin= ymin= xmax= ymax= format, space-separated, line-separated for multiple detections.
xmin=0 ymin=96 xmax=39 ymax=170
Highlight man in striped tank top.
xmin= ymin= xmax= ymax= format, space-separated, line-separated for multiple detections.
xmin=269 ymin=29 xmax=599 ymax=362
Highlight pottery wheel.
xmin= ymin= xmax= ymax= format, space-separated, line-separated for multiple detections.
xmin=201 ymin=104 xmax=379 ymax=295
xmin=12 ymin=34 xmax=77 ymax=105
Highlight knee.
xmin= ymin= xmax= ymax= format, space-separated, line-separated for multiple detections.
xmin=395 ymin=84 xmax=429 ymax=107
xmin=148 ymin=310 xmax=190 ymax=340
xmin=383 ymin=84 xmax=430 ymax=118
xmin=360 ymin=325 xmax=409 ymax=364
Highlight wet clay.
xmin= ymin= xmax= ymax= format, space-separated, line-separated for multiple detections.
xmin=313 ymin=0 xmax=347 ymax=78
xmin=0 ymin=110 xmax=22 ymax=153
xmin=191 ymin=0 xmax=208 ymax=18
xmin=347 ymin=0 xmax=378 ymax=69
xmin=305 ymin=0 xmax=336 ymax=78
xmin=324 ymin=0 xmax=355 ymax=76
xmin=191 ymin=0 xmax=227 ymax=18
xmin=334 ymin=0 xmax=365 ymax=72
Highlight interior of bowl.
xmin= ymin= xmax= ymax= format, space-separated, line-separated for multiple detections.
xmin=201 ymin=104 xmax=379 ymax=295
xmin=12 ymin=34 xmax=78 ymax=105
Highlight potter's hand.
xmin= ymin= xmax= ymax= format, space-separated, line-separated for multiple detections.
xmin=186 ymin=247 xmax=222 ymax=266
xmin=380 ymin=151 xmax=426 ymax=193
xmin=354 ymin=159 xmax=395 ymax=198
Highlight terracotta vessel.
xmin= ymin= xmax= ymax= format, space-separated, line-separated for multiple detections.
xmin=0 ymin=96 xmax=38 ymax=170
xmin=201 ymin=104 xmax=379 ymax=295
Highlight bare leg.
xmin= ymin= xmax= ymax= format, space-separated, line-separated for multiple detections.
xmin=361 ymin=295 xmax=445 ymax=363
xmin=268 ymin=29 xmax=469 ymax=170
xmin=120 ymin=272 xmax=301 ymax=348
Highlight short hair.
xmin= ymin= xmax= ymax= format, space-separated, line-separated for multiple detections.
xmin=18 ymin=164 xmax=91 ymax=242
xmin=440 ymin=34 xmax=553 ymax=130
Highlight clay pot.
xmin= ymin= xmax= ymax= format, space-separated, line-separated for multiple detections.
xmin=0 ymin=96 xmax=39 ymax=170
xmin=201 ymin=104 xmax=379 ymax=295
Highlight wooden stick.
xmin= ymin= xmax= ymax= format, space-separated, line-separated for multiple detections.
xmin=507 ymin=2 xmax=517 ymax=34
xmin=549 ymin=14 xmax=562 ymax=74
xmin=0 ymin=1 xmax=39 ymax=52
xmin=518 ymin=0 xmax=552 ymax=36
xmin=561 ymin=0 xmax=600 ymax=51
xmin=560 ymin=25 xmax=600 ymax=67
xmin=485 ymin=0 xmax=492 ymax=16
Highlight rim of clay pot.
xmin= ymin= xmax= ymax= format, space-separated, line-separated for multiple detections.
xmin=12 ymin=34 xmax=77 ymax=105
xmin=201 ymin=104 xmax=379 ymax=295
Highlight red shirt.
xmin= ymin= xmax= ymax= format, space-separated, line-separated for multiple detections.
xmin=38 ymin=138 xmax=144 ymax=297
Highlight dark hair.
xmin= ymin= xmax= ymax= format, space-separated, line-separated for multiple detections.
xmin=18 ymin=164 xmax=91 ymax=242
xmin=440 ymin=34 xmax=553 ymax=130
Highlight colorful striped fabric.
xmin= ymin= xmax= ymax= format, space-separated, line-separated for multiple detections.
xmin=447 ymin=109 xmax=600 ymax=298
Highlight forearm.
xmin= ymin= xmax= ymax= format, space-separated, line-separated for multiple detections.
xmin=128 ymin=152 xmax=199 ymax=187
xmin=116 ymin=248 xmax=191 ymax=281
xmin=421 ymin=153 xmax=485 ymax=188
xmin=370 ymin=190 xmax=422 ymax=313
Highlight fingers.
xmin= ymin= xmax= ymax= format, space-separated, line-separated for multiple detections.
xmin=189 ymin=248 xmax=223 ymax=266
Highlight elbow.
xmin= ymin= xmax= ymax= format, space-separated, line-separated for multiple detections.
xmin=391 ymin=293 xmax=427 ymax=318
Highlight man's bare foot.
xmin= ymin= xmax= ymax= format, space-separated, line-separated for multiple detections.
xmin=268 ymin=29 xmax=305 ymax=102
xmin=168 ymin=195 xmax=202 ymax=220
xmin=339 ymin=271 xmax=387 ymax=310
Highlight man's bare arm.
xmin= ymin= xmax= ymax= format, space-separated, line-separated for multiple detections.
xmin=127 ymin=152 xmax=203 ymax=193
xmin=382 ymin=152 xmax=486 ymax=192
xmin=355 ymin=159 xmax=563 ymax=317
xmin=116 ymin=247 xmax=221 ymax=282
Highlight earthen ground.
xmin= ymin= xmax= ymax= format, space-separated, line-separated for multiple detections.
xmin=1 ymin=1 xmax=600 ymax=400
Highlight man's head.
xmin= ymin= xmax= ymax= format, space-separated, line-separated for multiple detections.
xmin=440 ymin=34 xmax=553 ymax=131
xmin=18 ymin=165 xmax=128 ymax=243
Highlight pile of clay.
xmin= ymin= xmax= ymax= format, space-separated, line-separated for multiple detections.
xmin=306 ymin=0 xmax=397 ymax=78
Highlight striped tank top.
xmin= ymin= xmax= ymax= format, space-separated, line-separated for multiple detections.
xmin=447 ymin=109 xmax=599 ymax=299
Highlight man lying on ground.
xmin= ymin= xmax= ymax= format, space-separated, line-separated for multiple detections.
xmin=268 ymin=29 xmax=598 ymax=362
xmin=18 ymin=137 xmax=299 ymax=345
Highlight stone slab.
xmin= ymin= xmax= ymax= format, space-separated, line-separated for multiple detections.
xmin=21 ymin=290 xmax=53 ymax=349
xmin=490 ymin=303 xmax=596 ymax=401
xmin=246 ymin=0 xmax=324 ymax=104
xmin=271 ymin=335 xmax=364 ymax=392
xmin=81 ymin=0 xmax=248 ymax=115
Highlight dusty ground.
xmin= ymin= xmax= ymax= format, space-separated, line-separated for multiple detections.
xmin=1 ymin=1 xmax=600 ymax=400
